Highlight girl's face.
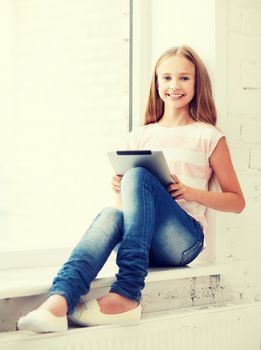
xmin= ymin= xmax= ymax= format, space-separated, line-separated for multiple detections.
xmin=156 ymin=55 xmax=195 ymax=111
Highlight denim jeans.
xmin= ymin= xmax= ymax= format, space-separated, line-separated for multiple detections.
xmin=50 ymin=167 xmax=204 ymax=313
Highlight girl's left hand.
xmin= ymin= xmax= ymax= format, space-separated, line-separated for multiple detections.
xmin=167 ymin=175 xmax=196 ymax=202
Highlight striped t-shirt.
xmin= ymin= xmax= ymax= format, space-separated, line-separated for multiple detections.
xmin=127 ymin=121 xmax=225 ymax=233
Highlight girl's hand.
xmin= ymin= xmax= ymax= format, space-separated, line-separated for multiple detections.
xmin=112 ymin=175 xmax=123 ymax=193
xmin=167 ymin=175 xmax=196 ymax=202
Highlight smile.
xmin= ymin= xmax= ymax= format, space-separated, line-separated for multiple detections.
xmin=167 ymin=93 xmax=185 ymax=99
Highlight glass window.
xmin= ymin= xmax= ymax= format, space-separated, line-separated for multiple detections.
xmin=0 ymin=0 xmax=130 ymax=255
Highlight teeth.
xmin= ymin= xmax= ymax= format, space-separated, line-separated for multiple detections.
xmin=168 ymin=93 xmax=183 ymax=98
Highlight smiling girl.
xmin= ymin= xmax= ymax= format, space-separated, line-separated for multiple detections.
xmin=18 ymin=45 xmax=245 ymax=333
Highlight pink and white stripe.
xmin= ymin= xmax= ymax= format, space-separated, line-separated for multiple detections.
xmin=127 ymin=122 xmax=224 ymax=233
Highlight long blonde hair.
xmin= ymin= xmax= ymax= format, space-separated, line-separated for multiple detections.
xmin=144 ymin=45 xmax=217 ymax=126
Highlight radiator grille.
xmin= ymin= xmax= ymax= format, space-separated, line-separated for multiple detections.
xmin=1 ymin=303 xmax=260 ymax=350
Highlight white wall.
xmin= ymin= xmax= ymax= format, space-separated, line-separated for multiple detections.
xmin=223 ymin=0 xmax=261 ymax=300
xmin=150 ymin=0 xmax=215 ymax=71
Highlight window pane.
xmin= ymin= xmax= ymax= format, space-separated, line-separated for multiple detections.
xmin=0 ymin=0 xmax=130 ymax=251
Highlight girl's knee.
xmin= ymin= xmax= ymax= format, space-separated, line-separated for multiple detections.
xmin=100 ymin=207 xmax=122 ymax=221
xmin=122 ymin=167 xmax=151 ymax=186
xmin=125 ymin=166 xmax=149 ymax=177
xmin=101 ymin=206 xmax=121 ymax=214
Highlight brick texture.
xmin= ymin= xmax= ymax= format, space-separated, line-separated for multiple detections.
xmin=226 ymin=0 xmax=261 ymax=299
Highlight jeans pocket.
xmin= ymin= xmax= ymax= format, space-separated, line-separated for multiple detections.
xmin=179 ymin=239 xmax=204 ymax=266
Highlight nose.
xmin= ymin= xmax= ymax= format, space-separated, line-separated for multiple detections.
xmin=169 ymin=78 xmax=180 ymax=90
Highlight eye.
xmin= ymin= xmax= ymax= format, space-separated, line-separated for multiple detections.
xmin=162 ymin=76 xmax=171 ymax=81
xmin=181 ymin=76 xmax=189 ymax=81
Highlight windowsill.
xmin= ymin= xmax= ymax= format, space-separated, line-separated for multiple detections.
xmin=0 ymin=260 xmax=244 ymax=300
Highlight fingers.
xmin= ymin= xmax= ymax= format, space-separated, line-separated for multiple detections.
xmin=113 ymin=175 xmax=123 ymax=182
xmin=167 ymin=183 xmax=179 ymax=192
xmin=112 ymin=175 xmax=123 ymax=193
xmin=171 ymin=174 xmax=179 ymax=183
xmin=167 ymin=181 xmax=184 ymax=199
xmin=169 ymin=189 xmax=184 ymax=198
xmin=112 ymin=181 xmax=121 ymax=193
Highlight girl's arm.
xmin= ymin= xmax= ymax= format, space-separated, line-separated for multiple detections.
xmin=168 ymin=138 xmax=246 ymax=213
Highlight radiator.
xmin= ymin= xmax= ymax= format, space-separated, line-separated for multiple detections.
xmin=1 ymin=303 xmax=260 ymax=350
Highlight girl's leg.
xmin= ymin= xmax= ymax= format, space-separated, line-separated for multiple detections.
xmin=17 ymin=207 xmax=124 ymax=332
xmin=47 ymin=207 xmax=123 ymax=315
xmin=109 ymin=167 xmax=204 ymax=303
xmin=148 ymin=192 xmax=204 ymax=268
xmin=18 ymin=167 xmax=204 ymax=331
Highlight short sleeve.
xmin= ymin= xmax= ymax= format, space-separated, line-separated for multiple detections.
xmin=208 ymin=127 xmax=225 ymax=158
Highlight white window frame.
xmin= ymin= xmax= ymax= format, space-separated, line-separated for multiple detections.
xmin=131 ymin=0 xmax=152 ymax=130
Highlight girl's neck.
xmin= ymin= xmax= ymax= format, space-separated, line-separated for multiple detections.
xmin=158 ymin=109 xmax=194 ymax=128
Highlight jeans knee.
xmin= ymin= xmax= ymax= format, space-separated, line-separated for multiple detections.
xmin=125 ymin=166 xmax=149 ymax=178
xmin=122 ymin=167 xmax=151 ymax=188
xmin=100 ymin=207 xmax=122 ymax=223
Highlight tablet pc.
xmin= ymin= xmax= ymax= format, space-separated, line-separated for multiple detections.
xmin=107 ymin=150 xmax=173 ymax=186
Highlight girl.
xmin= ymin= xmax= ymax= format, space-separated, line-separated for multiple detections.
xmin=18 ymin=45 xmax=245 ymax=333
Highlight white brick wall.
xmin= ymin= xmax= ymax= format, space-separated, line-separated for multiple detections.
xmin=226 ymin=0 xmax=261 ymax=298
xmin=242 ymin=62 xmax=261 ymax=88
xmin=242 ymin=7 xmax=261 ymax=35
xmin=251 ymin=146 xmax=261 ymax=170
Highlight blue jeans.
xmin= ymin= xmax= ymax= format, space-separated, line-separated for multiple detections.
xmin=50 ymin=167 xmax=204 ymax=313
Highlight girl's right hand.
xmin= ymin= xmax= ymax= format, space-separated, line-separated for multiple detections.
xmin=112 ymin=175 xmax=123 ymax=193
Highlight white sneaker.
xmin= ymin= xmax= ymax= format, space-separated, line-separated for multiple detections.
xmin=68 ymin=299 xmax=142 ymax=327
xmin=17 ymin=309 xmax=68 ymax=333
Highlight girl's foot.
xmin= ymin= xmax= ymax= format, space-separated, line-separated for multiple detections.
xmin=17 ymin=295 xmax=68 ymax=333
xmin=97 ymin=292 xmax=139 ymax=314
xmin=38 ymin=294 xmax=68 ymax=317
xmin=68 ymin=294 xmax=141 ymax=327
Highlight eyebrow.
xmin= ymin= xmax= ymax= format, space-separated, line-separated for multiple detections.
xmin=160 ymin=72 xmax=193 ymax=75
